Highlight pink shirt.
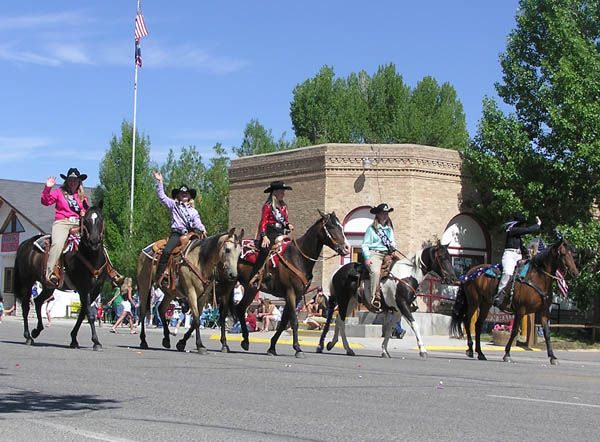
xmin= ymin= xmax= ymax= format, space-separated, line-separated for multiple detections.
xmin=41 ymin=186 xmax=89 ymax=221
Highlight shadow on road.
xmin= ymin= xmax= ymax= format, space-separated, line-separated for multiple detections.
xmin=0 ymin=390 xmax=120 ymax=414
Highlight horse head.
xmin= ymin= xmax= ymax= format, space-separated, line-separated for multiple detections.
xmin=80 ymin=206 xmax=104 ymax=252
xmin=218 ymin=228 xmax=244 ymax=281
xmin=551 ymin=238 xmax=580 ymax=278
xmin=317 ymin=210 xmax=350 ymax=256
xmin=430 ymin=241 xmax=458 ymax=284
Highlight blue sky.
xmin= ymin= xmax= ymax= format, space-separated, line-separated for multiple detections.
xmin=0 ymin=1 xmax=520 ymax=187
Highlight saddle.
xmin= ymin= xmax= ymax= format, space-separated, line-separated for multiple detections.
xmin=246 ymin=236 xmax=292 ymax=289
xmin=150 ymin=232 xmax=202 ymax=290
xmin=34 ymin=229 xmax=81 ymax=288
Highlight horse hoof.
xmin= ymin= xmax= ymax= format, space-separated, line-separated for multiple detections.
xmin=550 ymin=358 xmax=559 ymax=366
xmin=326 ymin=342 xmax=335 ymax=352
xmin=381 ymin=352 xmax=391 ymax=359
xmin=316 ymin=346 xmax=323 ymax=353
xmin=70 ymin=342 xmax=79 ymax=349
xmin=31 ymin=329 xmax=41 ymax=339
xmin=503 ymin=355 xmax=512 ymax=363
xmin=267 ymin=348 xmax=277 ymax=356
xmin=221 ymin=345 xmax=230 ymax=353
xmin=198 ymin=347 xmax=208 ymax=355
xmin=162 ymin=338 xmax=171 ymax=349
xmin=93 ymin=343 xmax=103 ymax=351
xmin=466 ymin=350 xmax=474 ymax=358
xmin=176 ymin=341 xmax=186 ymax=352
xmin=346 ymin=349 xmax=356 ymax=357
xmin=295 ymin=351 xmax=305 ymax=359
xmin=140 ymin=341 xmax=149 ymax=350
xmin=420 ymin=352 xmax=428 ymax=360
xmin=477 ymin=353 xmax=487 ymax=361
xmin=25 ymin=338 xmax=34 ymax=346
xmin=241 ymin=340 xmax=249 ymax=351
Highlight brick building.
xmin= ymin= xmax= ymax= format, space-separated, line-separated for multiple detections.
xmin=228 ymin=143 xmax=493 ymax=291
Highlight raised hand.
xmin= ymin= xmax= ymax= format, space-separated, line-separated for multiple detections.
xmin=45 ymin=176 xmax=56 ymax=188
xmin=152 ymin=171 xmax=163 ymax=182
xmin=535 ymin=216 xmax=542 ymax=226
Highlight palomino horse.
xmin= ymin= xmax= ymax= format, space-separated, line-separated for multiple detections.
xmin=319 ymin=242 xmax=457 ymax=358
xmin=216 ymin=211 xmax=350 ymax=357
xmin=450 ymin=237 xmax=579 ymax=364
xmin=12 ymin=206 xmax=110 ymax=350
xmin=136 ymin=229 xmax=242 ymax=353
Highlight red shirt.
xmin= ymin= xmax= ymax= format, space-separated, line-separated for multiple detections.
xmin=258 ymin=203 xmax=289 ymax=237
xmin=246 ymin=313 xmax=257 ymax=332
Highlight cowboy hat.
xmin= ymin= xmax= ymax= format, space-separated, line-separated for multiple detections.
xmin=171 ymin=185 xmax=197 ymax=199
xmin=264 ymin=180 xmax=292 ymax=193
xmin=60 ymin=168 xmax=87 ymax=181
xmin=370 ymin=203 xmax=394 ymax=214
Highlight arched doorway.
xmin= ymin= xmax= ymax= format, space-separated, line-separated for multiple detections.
xmin=341 ymin=206 xmax=373 ymax=265
xmin=442 ymin=213 xmax=490 ymax=278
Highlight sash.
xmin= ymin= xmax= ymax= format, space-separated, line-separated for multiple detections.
xmin=271 ymin=205 xmax=287 ymax=228
xmin=375 ymin=226 xmax=395 ymax=253
xmin=174 ymin=202 xmax=194 ymax=231
xmin=65 ymin=193 xmax=81 ymax=214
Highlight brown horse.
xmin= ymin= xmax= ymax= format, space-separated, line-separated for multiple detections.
xmin=450 ymin=237 xmax=579 ymax=364
xmin=215 ymin=211 xmax=350 ymax=358
xmin=136 ymin=229 xmax=242 ymax=353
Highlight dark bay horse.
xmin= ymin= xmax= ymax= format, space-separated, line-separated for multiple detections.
xmin=12 ymin=206 xmax=109 ymax=350
xmin=319 ymin=242 xmax=457 ymax=358
xmin=450 ymin=237 xmax=579 ymax=364
xmin=216 ymin=211 xmax=350 ymax=357
xmin=136 ymin=229 xmax=242 ymax=353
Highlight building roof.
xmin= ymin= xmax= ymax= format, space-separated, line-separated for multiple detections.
xmin=0 ymin=179 xmax=94 ymax=235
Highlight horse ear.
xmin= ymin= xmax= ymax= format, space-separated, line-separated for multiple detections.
xmin=239 ymin=228 xmax=245 ymax=240
xmin=97 ymin=199 xmax=104 ymax=211
xmin=228 ymin=227 xmax=236 ymax=237
xmin=317 ymin=209 xmax=326 ymax=219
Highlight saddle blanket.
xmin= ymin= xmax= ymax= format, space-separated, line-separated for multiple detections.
xmin=240 ymin=238 xmax=289 ymax=268
xmin=459 ymin=264 xmax=501 ymax=282
xmin=34 ymin=234 xmax=80 ymax=254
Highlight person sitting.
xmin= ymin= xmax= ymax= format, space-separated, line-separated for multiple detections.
xmin=361 ymin=203 xmax=402 ymax=310
xmin=250 ymin=181 xmax=294 ymax=288
xmin=493 ymin=214 xmax=541 ymax=309
xmin=303 ymin=289 xmax=328 ymax=330
xmin=41 ymin=168 xmax=123 ymax=287
xmin=257 ymin=298 xmax=280 ymax=331
xmin=245 ymin=307 xmax=258 ymax=332
xmin=152 ymin=171 xmax=206 ymax=287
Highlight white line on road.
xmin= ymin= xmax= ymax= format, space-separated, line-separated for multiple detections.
xmin=487 ymin=394 xmax=600 ymax=409
xmin=29 ymin=419 xmax=137 ymax=442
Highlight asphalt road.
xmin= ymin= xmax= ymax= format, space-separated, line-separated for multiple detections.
xmin=1 ymin=317 xmax=599 ymax=442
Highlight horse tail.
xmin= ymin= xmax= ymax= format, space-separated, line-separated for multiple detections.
xmin=12 ymin=257 xmax=23 ymax=302
xmin=450 ymin=283 xmax=467 ymax=339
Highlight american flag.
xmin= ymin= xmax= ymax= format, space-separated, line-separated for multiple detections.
xmin=556 ymin=269 xmax=569 ymax=297
xmin=135 ymin=10 xmax=149 ymax=40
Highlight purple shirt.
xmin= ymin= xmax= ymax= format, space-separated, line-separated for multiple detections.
xmin=155 ymin=180 xmax=205 ymax=234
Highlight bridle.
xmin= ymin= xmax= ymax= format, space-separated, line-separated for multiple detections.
xmin=422 ymin=245 xmax=453 ymax=283
xmin=292 ymin=215 xmax=347 ymax=262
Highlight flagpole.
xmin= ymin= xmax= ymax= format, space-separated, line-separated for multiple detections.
xmin=129 ymin=0 xmax=142 ymax=234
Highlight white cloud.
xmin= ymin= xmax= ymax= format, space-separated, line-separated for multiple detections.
xmin=0 ymin=11 xmax=88 ymax=30
xmin=143 ymin=43 xmax=247 ymax=74
xmin=47 ymin=42 xmax=93 ymax=65
xmin=0 ymin=136 xmax=54 ymax=162
xmin=0 ymin=43 xmax=61 ymax=66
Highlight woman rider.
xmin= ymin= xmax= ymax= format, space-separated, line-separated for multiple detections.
xmin=493 ymin=213 xmax=541 ymax=308
xmin=249 ymin=181 xmax=294 ymax=287
xmin=152 ymin=171 xmax=206 ymax=286
xmin=41 ymin=168 xmax=123 ymax=287
xmin=361 ymin=203 xmax=402 ymax=309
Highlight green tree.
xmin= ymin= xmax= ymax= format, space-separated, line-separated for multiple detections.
xmin=201 ymin=143 xmax=231 ymax=233
xmin=465 ymin=0 xmax=600 ymax=308
xmin=234 ymin=119 xmax=294 ymax=157
xmin=96 ymin=120 xmax=161 ymax=278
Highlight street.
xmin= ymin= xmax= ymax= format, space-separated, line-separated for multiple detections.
xmin=1 ymin=317 xmax=599 ymax=441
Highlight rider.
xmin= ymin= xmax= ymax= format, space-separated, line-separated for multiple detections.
xmin=41 ymin=168 xmax=123 ymax=287
xmin=152 ymin=171 xmax=206 ymax=286
xmin=493 ymin=213 xmax=542 ymax=308
xmin=361 ymin=203 xmax=402 ymax=309
xmin=250 ymin=181 xmax=294 ymax=287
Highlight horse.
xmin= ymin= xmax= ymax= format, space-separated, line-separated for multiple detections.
xmin=12 ymin=206 xmax=110 ymax=350
xmin=136 ymin=228 xmax=242 ymax=354
xmin=215 ymin=210 xmax=350 ymax=358
xmin=318 ymin=242 xmax=457 ymax=358
xmin=450 ymin=237 xmax=579 ymax=364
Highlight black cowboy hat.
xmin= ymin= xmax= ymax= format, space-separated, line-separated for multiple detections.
xmin=510 ymin=213 xmax=527 ymax=224
xmin=171 ymin=185 xmax=197 ymax=199
xmin=60 ymin=167 xmax=87 ymax=181
xmin=264 ymin=180 xmax=292 ymax=193
xmin=370 ymin=203 xmax=394 ymax=214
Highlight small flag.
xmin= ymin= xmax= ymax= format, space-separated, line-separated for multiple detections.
xmin=556 ymin=269 xmax=568 ymax=297
xmin=135 ymin=40 xmax=143 ymax=67
xmin=135 ymin=10 xmax=149 ymax=40
xmin=537 ymin=238 xmax=547 ymax=252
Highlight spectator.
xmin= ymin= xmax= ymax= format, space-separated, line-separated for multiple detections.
xmin=108 ymin=284 xmax=123 ymax=324
xmin=132 ymin=286 xmax=140 ymax=327
xmin=257 ymin=298 xmax=279 ymax=332
xmin=233 ymin=280 xmax=244 ymax=305
xmin=89 ymin=294 xmax=101 ymax=327
xmin=44 ymin=294 xmax=55 ymax=327
xmin=391 ymin=318 xmax=406 ymax=339
xmin=151 ymin=286 xmax=165 ymax=327
xmin=246 ymin=307 xmax=257 ymax=332
xmin=0 ymin=295 xmax=4 ymax=324
xmin=170 ymin=300 xmax=187 ymax=336
xmin=303 ymin=290 xmax=327 ymax=330
xmin=108 ymin=277 xmax=136 ymax=334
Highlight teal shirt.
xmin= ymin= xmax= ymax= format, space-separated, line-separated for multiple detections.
xmin=362 ymin=224 xmax=396 ymax=260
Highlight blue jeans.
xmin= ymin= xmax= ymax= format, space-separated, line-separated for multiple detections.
xmin=394 ymin=320 xmax=404 ymax=335
xmin=152 ymin=303 xmax=163 ymax=327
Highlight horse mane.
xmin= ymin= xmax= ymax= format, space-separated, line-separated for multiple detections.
xmin=532 ymin=241 xmax=560 ymax=269
xmin=195 ymin=232 xmax=227 ymax=265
